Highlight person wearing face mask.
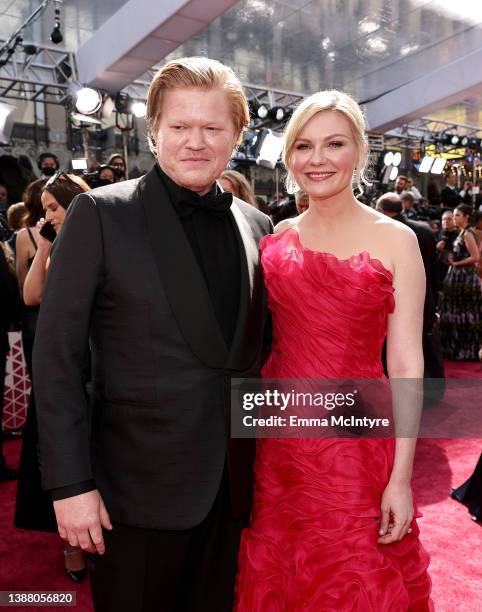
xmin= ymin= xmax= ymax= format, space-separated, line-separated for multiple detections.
xmin=106 ymin=153 xmax=127 ymax=181
xmin=37 ymin=153 xmax=60 ymax=179
xmin=17 ymin=172 xmax=91 ymax=582
xmin=96 ymin=164 xmax=117 ymax=186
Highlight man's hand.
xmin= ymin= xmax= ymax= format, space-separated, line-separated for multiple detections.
xmin=53 ymin=489 xmax=113 ymax=554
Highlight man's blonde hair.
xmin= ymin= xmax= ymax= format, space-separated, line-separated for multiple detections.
xmin=146 ymin=57 xmax=249 ymax=155
xmin=283 ymin=90 xmax=370 ymax=194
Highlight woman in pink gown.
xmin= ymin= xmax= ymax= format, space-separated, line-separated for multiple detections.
xmin=235 ymin=91 xmax=433 ymax=611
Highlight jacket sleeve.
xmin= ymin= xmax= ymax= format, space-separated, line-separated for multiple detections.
xmin=33 ymin=192 xmax=104 ymax=491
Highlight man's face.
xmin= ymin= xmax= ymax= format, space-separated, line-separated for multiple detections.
xmin=446 ymin=174 xmax=457 ymax=187
xmin=155 ymin=87 xmax=238 ymax=195
xmin=442 ymin=212 xmax=454 ymax=231
xmin=395 ymin=177 xmax=407 ymax=193
xmin=41 ymin=156 xmax=57 ymax=170
xmin=0 ymin=185 xmax=7 ymax=204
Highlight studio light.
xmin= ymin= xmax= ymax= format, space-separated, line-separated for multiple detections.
xmin=392 ymin=152 xmax=402 ymax=167
xmin=255 ymin=129 xmax=284 ymax=169
xmin=75 ymin=87 xmax=102 ymax=115
xmin=0 ymin=101 xmax=16 ymax=143
xmin=383 ymin=152 xmax=394 ymax=166
xmin=268 ymin=106 xmax=286 ymax=122
xmin=132 ymin=101 xmax=146 ymax=118
xmin=431 ymin=158 xmax=447 ymax=174
xmin=101 ymin=96 xmax=115 ymax=119
xmin=114 ymin=91 xmax=133 ymax=114
xmin=50 ymin=4 xmax=63 ymax=44
xmin=419 ymin=156 xmax=434 ymax=173
xmin=257 ymin=104 xmax=268 ymax=119
xmin=389 ymin=166 xmax=398 ymax=181
xmin=460 ymin=136 xmax=469 ymax=147
xmin=443 ymin=133 xmax=460 ymax=147
xmin=71 ymin=112 xmax=101 ymax=125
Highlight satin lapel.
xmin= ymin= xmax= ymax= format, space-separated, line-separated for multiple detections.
xmin=139 ymin=165 xmax=228 ymax=368
xmin=226 ymin=199 xmax=260 ymax=370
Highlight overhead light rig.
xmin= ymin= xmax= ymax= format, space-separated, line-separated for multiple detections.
xmin=0 ymin=39 xmax=74 ymax=104
xmin=383 ymin=117 xmax=482 ymax=153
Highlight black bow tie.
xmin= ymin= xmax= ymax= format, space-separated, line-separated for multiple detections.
xmin=178 ymin=190 xmax=233 ymax=219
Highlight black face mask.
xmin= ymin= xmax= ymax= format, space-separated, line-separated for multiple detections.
xmin=42 ymin=166 xmax=56 ymax=177
xmin=114 ymin=167 xmax=125 ymax=179
xmin=97 ymin=178 xmax=114 ymax=187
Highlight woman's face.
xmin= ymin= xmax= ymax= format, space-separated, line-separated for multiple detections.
xmin=289 ymin=110 xmax=359 ymax=200
xmin=111 ymin=157 xmax=125 ymax=171
xmin=99 ymin=168 xmax=115 ymax=183
xmin=41 ymin=190 xmax=66 ymax=234
xmin=453 ymin=208 xmax=468 ymax=229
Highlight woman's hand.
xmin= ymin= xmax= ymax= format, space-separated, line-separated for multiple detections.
xmin=447 ymin=252 xmax=455 ymax=266
xmin=377 ymin=479 xmax=414 ymax=545
xmin=36 ymin=218 xmax=53 ymax=255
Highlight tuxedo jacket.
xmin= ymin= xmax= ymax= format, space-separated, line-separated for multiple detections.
xmin=33 ymin=165 xmax=272 ymax=530
xmin=440 ymin=186 xmax=462 ymax=209
xmin=396 ymin=215 xmax=439 ymax=332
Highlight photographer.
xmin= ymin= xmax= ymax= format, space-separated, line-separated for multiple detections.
xmin=436 ymin=210 xmax=459 ymax=283
xmin=106 ymin=153 xmax=127 ymax=181
xmin=37 ymin=153 xmax=60 ymax=179
xmin=81 ymin=164 xmax=117 ymax=189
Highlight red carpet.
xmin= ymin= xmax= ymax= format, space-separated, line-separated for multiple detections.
xmin=1 ymin=361 xmax=481 ymax=611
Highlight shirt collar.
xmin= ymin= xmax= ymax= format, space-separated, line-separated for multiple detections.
xmin=155 ymin=163 xmax=218 ymax=210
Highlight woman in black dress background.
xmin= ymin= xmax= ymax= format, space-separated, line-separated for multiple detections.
xmin=439 ymin=204 xmax=481 ymax=361
xmin=14 ymin=173 xmax=90 ymax=581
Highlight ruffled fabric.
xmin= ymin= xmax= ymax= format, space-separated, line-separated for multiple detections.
xmin=235 ymin=229 xmax=433 ymax=611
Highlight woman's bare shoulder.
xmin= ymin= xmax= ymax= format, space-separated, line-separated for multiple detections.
xmin=15 ymin=228 xmax=29 ymax=246
xmin=367 ymin=207 xmax=417 ymax=242
xmin=274 ymin=217 xmax=298 ymax=234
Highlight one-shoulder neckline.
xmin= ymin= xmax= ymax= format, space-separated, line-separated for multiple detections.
xmin=275 ymin=227 xmax=394 ymax=280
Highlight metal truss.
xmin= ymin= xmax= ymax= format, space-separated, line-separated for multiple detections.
xmin=124 ymin=70 xmax=305 ymax=129
xmin=383 ymin=116 xmax=482 ymax=148
xmin=0 ymin=39 xmax=76 ymax=104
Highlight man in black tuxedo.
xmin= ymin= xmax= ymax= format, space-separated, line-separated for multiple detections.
xmin=33 ymin=57 xmax=272 ymax=611
xmin=377 ymin=193 xmax=444 ymax=392
xmin=440 ymin=172 xmax=462 ymax=209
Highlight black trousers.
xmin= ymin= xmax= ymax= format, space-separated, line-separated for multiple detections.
xmin=88 ymin=471 xmax=245 ymax=612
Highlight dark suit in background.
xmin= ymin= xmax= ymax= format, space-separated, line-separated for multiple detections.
xmin=394 ymin=214 xmax=445 ymax=403
xmin=0 ymin=246 xmax=20 ymax=479
xmin=33 ymin=164 xmax=272 ymax=611
xmin=440 ymin=185 xmax=462 ymax=209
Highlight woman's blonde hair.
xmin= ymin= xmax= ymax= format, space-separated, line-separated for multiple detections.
xmin=219 ymin=170 xmax=257 ymax=208
xmin=146 ymin=57 xmax=250 ymax=155
xmin=283 ymin=90 xmax=370 ymax=194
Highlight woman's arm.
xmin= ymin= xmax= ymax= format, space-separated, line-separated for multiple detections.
xmin=15 ymin=229 xmax=33 ymax=295
xmin=379 ymin=226 xmax=426 ymax=544
xmin=452 ymin=231 xmax=480 ymax=267
xmin=23 ymin=224 xmax=52 ymax=306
